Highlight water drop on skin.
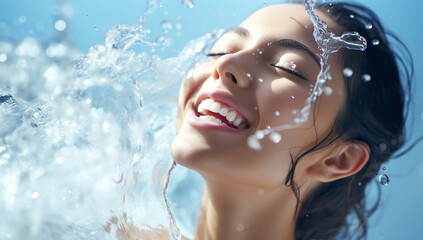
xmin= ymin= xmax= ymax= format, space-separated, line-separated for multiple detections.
xmin=343 ymin=68 xmax=353 ymax=77
xmin=248 ymin=135 xmax=262 ymax=150
xmin=324 ymin=86 xmax=333 ymax=95
xmin=275 ymin=111 xmax=280 ymax=116
xmin=365 ymin=23 xmax=373 ymax=30
xmin=382 ymin=166 xmax=386 ymax=171
xmin=290 ymin=61 xmax=296 ymax=70
xmin=379 ymin=174 xmax=390 ymax=186
xmin=362 ymin=74 xmax=371 ymax=82
xmin=372 ymin=39 xmax=380 ymax=46
xmin=181 ymin=0 xmax=194 ymax=8
xmin=236 ymin=224 xmax=245 ymax=232
xmin=269 ymin=132 xmax=282 ymax=143
xmin=245 ymin=73 xmax=253 ymax=81
xmin=258 ymin=78 xmax=264 ymax=83
xmin=349 ymin=14 xmax=355 ymax=19
xmin=257 ymin=48 xmax=263 ymax=54
xmin=257 ymin=189 xmax=265 ymax=195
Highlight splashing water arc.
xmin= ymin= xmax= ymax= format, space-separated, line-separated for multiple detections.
xmin=247 ymin=0 xmax=367 ymax=151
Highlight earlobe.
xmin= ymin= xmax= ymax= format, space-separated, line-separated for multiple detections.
xmin=308 ymin=142 xmax=370 ymax=183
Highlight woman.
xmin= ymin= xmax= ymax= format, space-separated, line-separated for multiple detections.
xmin=171 ymin=1 xmax=412 ymax=240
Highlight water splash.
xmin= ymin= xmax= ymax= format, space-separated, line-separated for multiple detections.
xmin=0 ymin=0 xmax=221 ymax=238
xmin=163 ymin=162 xmax=182 ymax=240
xmin=248 ymin=0 xmax=367 ymax=150
xmin=181 ymin=0 xmax=194 ymax=8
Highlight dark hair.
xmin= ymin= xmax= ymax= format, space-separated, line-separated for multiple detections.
xmin=285 ymin=2 xmax=414 ymax=240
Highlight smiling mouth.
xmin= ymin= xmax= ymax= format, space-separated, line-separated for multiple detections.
xmin=196 ymin=98 xmax=250 ymax=129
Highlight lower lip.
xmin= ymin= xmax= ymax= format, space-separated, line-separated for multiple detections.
xmin=188 ymin=111 xmax=246 ymax=133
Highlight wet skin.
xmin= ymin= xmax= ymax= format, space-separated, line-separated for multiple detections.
xmin=171 ymin=4 xmax=369 ymax=240
xmin=172 ymin=4 xmax=346 ymax=188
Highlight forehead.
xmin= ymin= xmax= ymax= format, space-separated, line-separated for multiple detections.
xmin=239 ymin=4 xmax=341 ymax=51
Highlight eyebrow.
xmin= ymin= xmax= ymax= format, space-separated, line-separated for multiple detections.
xmin=222 ymin=27 xmax=320 ymax=67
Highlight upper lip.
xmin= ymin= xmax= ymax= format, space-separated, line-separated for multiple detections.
xmin=195 ymin=90 xmax=252 ymax=127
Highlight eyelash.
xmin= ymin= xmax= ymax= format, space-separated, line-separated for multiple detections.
xmin=270 ymin=64 xmax=307 ymax=81
xmin=206 ymin=53 xmax=227 ymax=57
xmin=206 ymin=53 xmax=307 ymax=81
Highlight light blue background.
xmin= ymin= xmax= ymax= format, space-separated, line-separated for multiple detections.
xmin=1 ymin=0 xmax=422 ymax=239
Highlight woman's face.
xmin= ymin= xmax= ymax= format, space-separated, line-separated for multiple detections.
xmin=172 ymin=4 xmax=345 ymax=188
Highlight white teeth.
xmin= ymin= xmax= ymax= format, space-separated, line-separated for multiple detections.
xmin=219 ymin=107 xmax=228 ymax=116
xmin=200 ymin=115 xmax=222 ymax=124
xmin=226 ymin=111 xmax=236 ymax=122
xmin=209 ymin=102 xmax=221 ymax=113
xmin=197 ymin=98 xmax=249 ymax=129
xmin=233 ymin=117 xmax=242 ymax=127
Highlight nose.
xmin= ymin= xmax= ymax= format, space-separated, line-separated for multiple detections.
xmin=212 ymin=52 xmax=254 ymax=89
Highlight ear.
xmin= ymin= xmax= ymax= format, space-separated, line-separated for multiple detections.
xmin=307 ymin=141 xmax=370 ymax=182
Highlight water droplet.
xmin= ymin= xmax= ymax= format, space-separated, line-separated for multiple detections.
xmin=248 ymin=135 xmax=262 ymax=150
xmin=161 ymin=20 xmax=173 ymax=32
xmin=343 ymin=68 xmax=353 ymax=77
xmin=32 ymin=192 xmax=40 ymax=199
xmin=254 ymin=106 xmax=258 ymax=111
xmin=379 ymin=143 xmax=387 ymax=152
xmin=245 ymin=73 xmax=253 ymax=81
xmin=257 ymin=48 xmax=263 ymax=54
xmin=382 ymin=166 xmax=386 ymax=171
xmin=349 ymin=14 xmax=355 ymax=19
xmin=0 ymin=53 xmax=7 ymax=62
xmin=236 ymin=224 xmax=245 ymax=232
xmin=56 ymin=157 xmax=63 ymax=164
xmin=372 ymin=39 xmax=380 ymax=46
xmin=292 ymin=109 xmax=298 ymax=115
xmin=103 ymin=121 xmax=110 ymax=132
xmin=365 ymin=23 xmax=373 ymax=30
xmin=257 ymin=189 xmax=264 ymax=195
xmin=378 ymin=174 xmax=390 ymax=186
xmin=358 ymin=182 xmax=362 ymax=186
xmin=290 ymin=61 xmax=296 ymax=70
xmin=269 ymin=132 xmax=281 ymax=143
xmin=362 ymin=74 xmax=371 ymax=82
xmin=91 ymin=231 xmax=96 ymax=235
xmin=256 ymin=130 xmax=264 ymax=139
xmin=18 ymin=15 xmax=26 ymax=24
xmin=306 ymin=214 xmax=309 ymax=218
xmin=324 ymin=86 xmax=333 ymax=95
xmin=274 ymin=111 xmax=280 ymax=116
xmin=257 ymin=78 xmax=263 ymax=83
xmin=181 ymin=0 xmax=194 ymax=8
xmin=54 ymin=19 xmax=66 ymax=31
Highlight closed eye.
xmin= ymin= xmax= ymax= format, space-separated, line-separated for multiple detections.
xmin=206 ymin=53 xmax=227 ymax=57
xmin=271 ymin=64 xmax=307 ymax=81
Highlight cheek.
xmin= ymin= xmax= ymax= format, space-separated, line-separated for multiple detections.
xmin=177 ymin=61 xmax=214 ymax=112
xmin=257 ymin=79 xmax=310 ymax=128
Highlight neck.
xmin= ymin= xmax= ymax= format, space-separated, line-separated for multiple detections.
xmin=194 ymin=177 xmax=298 ymax=240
